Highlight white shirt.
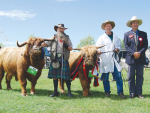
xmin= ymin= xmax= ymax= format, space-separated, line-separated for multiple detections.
xmin=96 ymin=32 xmax=122 ymax=73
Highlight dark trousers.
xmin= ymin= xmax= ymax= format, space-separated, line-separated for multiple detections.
xmin=128 ymin=63 xmax=144 ymax=96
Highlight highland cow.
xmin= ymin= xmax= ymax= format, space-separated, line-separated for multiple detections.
xmin=59 ymin=45 xmax=104 ymax=96
xmin=0 ymin=37 xmax=54 ymax=96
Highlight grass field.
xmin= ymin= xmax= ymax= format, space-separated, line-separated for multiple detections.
xmin=0 ymin=68 xmax=150 ymax=113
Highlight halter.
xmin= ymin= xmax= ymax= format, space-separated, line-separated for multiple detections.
xmin=98 ymin=43 xmax=119 ymax=68
xmin=28 ymin=45 xmax=43 ymax=59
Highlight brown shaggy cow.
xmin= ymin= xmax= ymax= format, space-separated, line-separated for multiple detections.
xmin=58 ymin=45 xmax=104 ymax=96
xmin=0 ymin=37 xmax=53 ymax=96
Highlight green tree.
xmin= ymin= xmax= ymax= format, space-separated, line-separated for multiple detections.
xmin=28 ymin=34 xmax=34 ymax=39
xmin=0 ymin=43 xmax=5 ymax=47
xmin=77 ymin=34 xmax=95 ymax=48
xmin=120 ymin=38 xmax=124 ymax=48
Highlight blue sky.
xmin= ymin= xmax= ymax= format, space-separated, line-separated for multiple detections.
xmin=0 ymin=0 xmax=149 ymax=47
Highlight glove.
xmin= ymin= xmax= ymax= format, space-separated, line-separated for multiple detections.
xmin=63 ymin=42 xmax=68 ymax=49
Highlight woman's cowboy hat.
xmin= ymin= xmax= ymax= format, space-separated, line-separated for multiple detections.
xmin=126 ymin=16 xmax=142 ymax=27
xmin=101 ymin=20 xmax=115 ymax=30
xmin=54 ymin=23 xmax=68 ymax=31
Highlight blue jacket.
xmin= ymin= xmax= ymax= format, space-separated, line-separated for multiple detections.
xmin=124 ymin=30 xmax=148 ymax=65
xmin=43 ymin=47 xmax=51 ymax=57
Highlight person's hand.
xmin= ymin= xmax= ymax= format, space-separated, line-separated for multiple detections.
xmin=114 ymin=48 xmax=119 ymax=53
xmin=42 ymin=42 xmax=47 ymax=47
xmin=133 ymin=52 xmax=140 ymax=59
xmin=97 ymin=50 xmax=102 ymax=55
xmin=63 ymin=42 xmax=68 ymax=49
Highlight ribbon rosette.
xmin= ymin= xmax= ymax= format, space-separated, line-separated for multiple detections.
xmin=138 ymin=37 xmax=143 ymax=46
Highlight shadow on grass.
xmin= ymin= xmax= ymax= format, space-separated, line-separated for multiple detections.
xmin=10 ymin=88 xmax=53 ymax=96
xmin=4 ymin=88 xmax=150 ymax=100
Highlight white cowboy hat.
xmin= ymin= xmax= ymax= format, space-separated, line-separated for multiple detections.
xmin=126 ymin=16 xmax=142 ymax=27
xmin=101 ymin=20 xmax=115 ymax=30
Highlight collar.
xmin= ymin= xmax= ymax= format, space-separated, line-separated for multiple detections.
xmin=131 ymin=29 xmax=138 ymax=34
xmin=105 ymin=31 xmax=113 ymax=36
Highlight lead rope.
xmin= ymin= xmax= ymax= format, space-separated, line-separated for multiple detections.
xmin=60 ymin=45 xmax=64 ymax=97
xmin=121 ymin=69 xmax=127 ymax=87
xmin=98 ymin=52 xmax=115 ymax=68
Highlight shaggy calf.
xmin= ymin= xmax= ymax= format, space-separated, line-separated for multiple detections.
xmin=59 ymin=45 xmax=104 ymax=96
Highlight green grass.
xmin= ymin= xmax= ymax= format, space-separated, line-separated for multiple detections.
xmin=0 ymin=69 xmax=150 ymax=113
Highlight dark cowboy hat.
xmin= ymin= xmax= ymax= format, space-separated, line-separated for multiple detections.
xmin=54 ymin=23 xmax=68 ymax=32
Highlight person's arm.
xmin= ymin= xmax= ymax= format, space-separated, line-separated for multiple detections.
xmin=64 ymin=36 xmax=73 ymax=51
xmin=42 ymin=36 xmax=54 ymax=47
xmin=114 ymin=36 xmax=121 ymax=53
xmin=124 ymin=33 xmax=141 ymax=59
xmin=124 ymin=33 xmax=135 ymax=56
xmin=67 ymin=46 xmax=72 ymax=51
xmin=134 ymin=33 xmax=148 ymax=59
xmin=138 ymin=32 xmax=148 ymax=55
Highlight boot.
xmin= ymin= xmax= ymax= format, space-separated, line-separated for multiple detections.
xmin=119 ymin=93 xmax=126 ymax=99
xmin=66 ymin=79 xmax=73 ymax=97
xmin=50 ymin=79 xmax=58 ymax=97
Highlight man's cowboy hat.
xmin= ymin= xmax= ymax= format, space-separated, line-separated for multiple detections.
xmin=126 ymin=16 xmax=142 ymax=27
xmin=54 ymin=23 xmax=68 ymax=32
xmin=101 ymin=20 xmax=115 ymax=30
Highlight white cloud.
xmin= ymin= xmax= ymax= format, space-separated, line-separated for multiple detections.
xmin=57 ymin=0 xmax=76 ymax=1
xmin=0 ymin=10 xmax=36 ymax=20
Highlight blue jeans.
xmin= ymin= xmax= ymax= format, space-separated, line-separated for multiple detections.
xmin=103 ymin=64 xmax=123 ymax=95
xmin=100 ymin=73 xmax=116 ymax=80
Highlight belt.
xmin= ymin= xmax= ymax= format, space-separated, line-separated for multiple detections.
xmin=57 ymin=53 xmax=62 ymax=57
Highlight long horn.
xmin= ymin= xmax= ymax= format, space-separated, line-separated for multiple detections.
xmin=17 ymin=41 xmax=27 ymax=47
xmin=96 ymin=45 xmax=105 ymax=49
xmin=43 ymin=37 xmax=55 ymax=41
xmin=73 ymin=48 xmax=82 ymax=50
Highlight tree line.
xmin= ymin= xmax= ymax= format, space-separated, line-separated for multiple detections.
xmin=0 ymin=34 xmax=124 ymax=48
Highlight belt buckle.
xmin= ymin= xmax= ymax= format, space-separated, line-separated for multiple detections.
xmin=57 ymin=53 xmax=61 ymax=57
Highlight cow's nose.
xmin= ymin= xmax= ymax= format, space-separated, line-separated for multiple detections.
xmin=34 ymin=47 xmax=41 ymax=53
xmin=86 ymin=60 xmax=93 ymax=65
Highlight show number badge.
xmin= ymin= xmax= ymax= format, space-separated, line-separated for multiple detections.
xmin=27 ymin=66 xmax=38 ymax=76
xmin=129 ymin=35 xmax=133 ymax=38
xmin=88 ymin=70 xmax=93 ymax=77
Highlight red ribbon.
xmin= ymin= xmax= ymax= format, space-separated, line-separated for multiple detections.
xmin=83 ymin=61 xmax=89 ymax=82
xmin=71 ymin=57 xmax=83 ymax=80
xmin=138 ymin=37 xmax=143 ymax=46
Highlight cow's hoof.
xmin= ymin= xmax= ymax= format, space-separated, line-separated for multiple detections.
xmin=30 ymin=92 xmax=35 ymax=95
xmin=88 ymin=92 xmax=92 ymax=96
xmin=21 ymin=93 xmax=27 ymax=97
xmin=83 ymin=93 xmax=88 ymax=97
xmin=61 ymin=90 xmax=65 ymax=93
xmin=7 ymin=88 xmax=12 ymax=90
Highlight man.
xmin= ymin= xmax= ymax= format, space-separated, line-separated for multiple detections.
xmin=43 ymin=23 xmax=73 ymax=97
xmin=124 ymin=16 xmax=148 ymax=98
xmin=100 ymin=72 xmax=116 ymax=81
xmin=96 ymin=20 xmax=126 ymax=99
